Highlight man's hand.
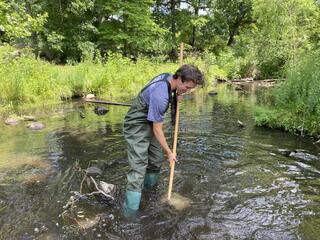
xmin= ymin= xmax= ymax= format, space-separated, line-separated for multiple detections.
xmin=167 ymin=152 xmax=177 ymax=166
xmin=153 ymin=122 xmax=175 ymax=165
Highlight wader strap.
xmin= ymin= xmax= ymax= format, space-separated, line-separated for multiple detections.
xmin=171 ymin=90 xmax=177 ymax=126
xmin=139 ymin=73 xmax=173 ymax=113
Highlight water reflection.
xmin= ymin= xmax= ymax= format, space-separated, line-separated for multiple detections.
xmin=0 ymin=85 xmax=319 ymax=239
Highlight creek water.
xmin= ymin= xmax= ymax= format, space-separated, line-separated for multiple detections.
xmin=0 ymin=85 xmax=320 ymax=240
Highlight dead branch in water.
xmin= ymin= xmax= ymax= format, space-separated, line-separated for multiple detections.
xmin=84 ymin=99 xmax=131 ymax=106
xmin=90 ymin=176 xmax=114 ymax=200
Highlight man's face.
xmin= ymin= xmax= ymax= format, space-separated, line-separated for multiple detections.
xmin=177 ymin=79 xmax=197 ymax=95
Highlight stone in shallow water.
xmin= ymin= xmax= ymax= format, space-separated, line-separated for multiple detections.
xmin=94 ymin=106 xmax=109 ymax=115
xmin=79 ymin=110 xmax=85 ymax=119
xmin=289 ymin=151 xmax=318 ymax=161
xmin=223 ymin=150 xmax=239 ymax=159
xmin=278 ymin=149 xmax=292 ymax=157
xmin=237 ymin=120 xmax=245 ymax=128
xmin=208 ymin=91 xmax=218 ymax=96
xmin=23 ymin=115 xmax=36 ymax=121
xmin=85 ymin=93 xmax=95 ymax=99
xmin=5 ymin=118 xmax=19 ymax=125
xmin=85 ymin=166 xmax=102 ymax=176
xmin=27 ymin=122 xmax=45 ymax=130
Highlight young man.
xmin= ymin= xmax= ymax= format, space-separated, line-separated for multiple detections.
xmin=123 ymin=64 xmax=204 ymax=216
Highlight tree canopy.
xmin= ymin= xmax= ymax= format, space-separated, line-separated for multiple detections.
xmin=0 ymin=0 xmax=319 ymax=77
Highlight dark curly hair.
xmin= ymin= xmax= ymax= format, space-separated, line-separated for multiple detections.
xmin=172 ymin=64 xmax=204 ymax=86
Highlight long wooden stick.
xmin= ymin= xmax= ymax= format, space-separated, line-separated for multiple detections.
xmin=168 ymin=42 xmax=184 ymax=200
xmin=84 ymin=99 xmax=131 ymax=106
xmin=167 ymin=100 xmax=180 ymax=200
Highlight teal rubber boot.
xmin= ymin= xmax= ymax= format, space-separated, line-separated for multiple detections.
xmin=123 ymin=190 xmax=141 ymax=218
xmin=144 ymin=172 xmax=160 ymax=189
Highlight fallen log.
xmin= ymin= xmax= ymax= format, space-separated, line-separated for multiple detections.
xmin=84 ymin=99 xmax=131 ymax=107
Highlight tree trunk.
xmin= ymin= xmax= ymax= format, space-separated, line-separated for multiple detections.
xmin=169 ymin=0 xmax=178 ymax=62
xmin=191 ymin=0 xmax=200 ymax=49
xmin=227 ymin=3 xmax=248 ymax=46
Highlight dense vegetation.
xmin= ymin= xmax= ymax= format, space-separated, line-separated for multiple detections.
xmin=254 ymin=51 xmax=320 ymax=136
xmin=0 ymin=0 xmax=319 ymax=136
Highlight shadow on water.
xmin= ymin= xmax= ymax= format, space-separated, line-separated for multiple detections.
xmin=0 ymin=84 xmax=320 ymax=239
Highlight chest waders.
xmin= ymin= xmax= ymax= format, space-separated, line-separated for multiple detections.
xmin=123 ymin=74 xmax=172 ymax=216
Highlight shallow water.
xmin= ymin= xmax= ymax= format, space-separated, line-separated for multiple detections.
xmin=1 ymin=85 xmax=320 ymax=239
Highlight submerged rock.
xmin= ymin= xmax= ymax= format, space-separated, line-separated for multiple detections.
xmin=94 ymin=106 xmax=109 ymax=115
xmin=5 ymin=118 xmax=19 ymax=125
xmin=79 ymin=110 xmax=85 ymax=119
xmin=278 ymin=149 xmax=292 ymax=157
xmin=27 ymin=122 xmax=45 ymax=130
xmin=85 ymin=94 xmax=95 ymax=99
xmin=85 ymin=166 xmax=103 ymax=176
xmin=235 ymin=85 xmax=245 ymax=91
xmin=279 ymin=148 xmax=319 ymax=161
xmin=237 ymin=120 xmax=245 ymax=128
xmin=289 ymin=151 xmax=318 ymax=161
xmin=216 ymin=78 xmax=227 ymax=83
xmin=23 ymin=115 xmax=36 ymax=121
xmin=208 ymin=91 xmax=218 ymax=96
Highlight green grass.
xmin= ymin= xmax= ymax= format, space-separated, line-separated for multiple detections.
xmin=0 ymin=46 xmax=222 ymax=114
xmin=2 ymin=45 xmax=319 ymax=137
xmin=253 ymin=50 xmax=320 ymax=137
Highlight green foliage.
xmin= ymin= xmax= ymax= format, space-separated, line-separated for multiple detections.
xmin=0 ymin=46 xmax=178 ymax=106
xmin=213 ymin=0 xmax=253 ymax=46
xmin=253 ymin=50 xmax=320 ymax=136
xmin=34 ymin=0 xmax=163 ymax=61
xmin=180 ymin=51 xmax=232 ymax=85
xmin=0 ymin=45 xmax=229 ymax=110
xmin=253 ymin=106 xmax=281 ymax=128
xmin=0 ymin=1 xmax=47 ymax=42
xmin=214 ymin=48 xmax=256 ymax=79
xmin=1 ymin=0 xmax=319 ymax=73
xmin=0 ymin=46 xmax=60 ymax=104
xmin=250 ymin=0 xmax=319 ymax=79
xmin=35 ymin=0 xmax=98 ymax=62
xmin=275 ymin=50 xmax=320 ymax=134
xmin=97 ymin=0 xmax=161 ymax=57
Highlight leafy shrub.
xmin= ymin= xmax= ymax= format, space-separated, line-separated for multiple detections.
xmin=253 ymin=50 xmax=320 ymax=136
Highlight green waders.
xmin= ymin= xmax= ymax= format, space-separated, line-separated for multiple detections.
xmin=123 ymin=74 xmax=172 ymax=216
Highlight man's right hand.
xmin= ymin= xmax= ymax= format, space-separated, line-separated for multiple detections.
xmin=167 ymin=152 xmax=177 ymax=166
xmin=153 ymin=122 xmax=177 ymax=166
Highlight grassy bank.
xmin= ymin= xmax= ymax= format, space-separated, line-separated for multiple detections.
xmin=0 ymin=46 xmax=225 ymax=115
xmin=0 ymin=46 xmax=174 ymax=104
xmin=5 ymin=44 xmax=320 ymax=138
xmin=254 ymin=51 xmax=320 ymax=137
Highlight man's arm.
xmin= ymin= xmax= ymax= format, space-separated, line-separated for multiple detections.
xmin=152 ymin=122 xmax=176 ymax=164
